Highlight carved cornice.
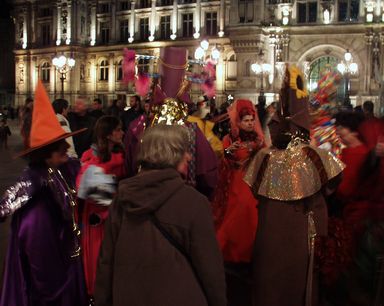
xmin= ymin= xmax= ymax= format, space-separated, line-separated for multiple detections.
xmin=230 ymin=39 xmax=262 ymax=53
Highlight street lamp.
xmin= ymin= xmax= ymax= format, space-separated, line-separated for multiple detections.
xmin=52 ymin=55 xmax=76 ymax=98
xmin=251 ymin=55 xmax=272 ymax=105
xmin=194 ymin=40 xmax=221 ymax=63
xmin=337 ymin=49 xmax=358 ymax=107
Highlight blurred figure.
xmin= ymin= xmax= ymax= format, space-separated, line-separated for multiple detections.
xmin=77 ymin=116 xmax=126 ymax=304
xmin=89 ymin=98 xmax=105 ymax=120
xmin=20 ymin=97 xmax=33 ymax=149
xmin=94 ymin=124 xmax=226 ymax=306
xmin=362 ymin=100 xmax=376 ymax=119
xmin=211 ymin=99 xmax=264 ymax=305
xmin=0 ymin=118 xmax=11 ymax=150
xmin=52 ymin=98 xmax=78 ymax=158
xmin=68 ymin=99 xmax=95 ymax=158
xmin=263 ymin=102 xmax=277 ymax=147
xmin=121 ymin=95 xmax=142 ymax=132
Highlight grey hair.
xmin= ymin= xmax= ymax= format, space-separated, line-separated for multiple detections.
xmin=137 ymin=124 xmax=190 ymax=170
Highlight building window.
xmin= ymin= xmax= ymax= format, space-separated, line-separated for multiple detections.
xmin=139 ymin=18 xmax=149 ymax=41
xmin=137 ymin=58 xmax=150 ymax=74
xmin=160 ymin=15 xmax=171 ymax=39
xmin=98 ymin=3 xmax=110 ymax=14
xmin=100 ymin=22 xmax=110 ymax=44
xmin=41 ymin=23 xmax=51 ymax=46
xmin=297 ymin=2 xmax=317 ymax=23
xmin=182 ymin=13 xmax=193 ymax=37
xmin=140 ymin=0 xmax=151 ymax=8
xmin=39 ymin=7 xmax=52 ymax=18
xmin=205 ymin=12 xmax=218 ymax=36
xmin=80 ymin=16 xmax=86 ymax=35
xmin=160 ymin=0 xmax=173 ymax=5
xmin=180 ymin=0 xmax=195 ymax=3
xmin=99 ymin=60 xmax=109 ymax=81
xmin=117 ymin=60 xmax=123 ymax=80
xmin=239 ymin=0 xmax=254 ymax=23
xmin=338 ymin=0 xmax=359 ymax=22
xmin=120 ymin=19 xmax=129 ymax=42
xmin=41 ymin=62 xmax=50 ymax=83
xmin=120 ymin=1 xmax=130 ymax=10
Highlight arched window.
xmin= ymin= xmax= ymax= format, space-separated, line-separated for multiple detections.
xmin=137 ymin=57 xmax=150 ymax=74
xmin=117 ymin=59 xmax=123 ymax=81
xmin=309 ymin=56 xmax=345 ymax=101
xmin=100 ymin=60 xmax=109 ymax=81
xmin=41 ymin=62 xmax=50 ymax=83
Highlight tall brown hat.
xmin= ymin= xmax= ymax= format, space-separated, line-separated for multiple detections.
xmin=269 ymin=64 xmax=311 ymax=147
xmin=16 ymin=80 xmax=86 ymax=157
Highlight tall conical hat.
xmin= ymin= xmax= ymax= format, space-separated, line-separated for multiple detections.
xmin=16 ymin=80 xmax=86 ymax=157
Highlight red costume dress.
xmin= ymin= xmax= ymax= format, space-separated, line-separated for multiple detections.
xmin=77 ymin=146 xmax=126 ymax=297
xmin=212 ymin=100 xmax=264 ymax=263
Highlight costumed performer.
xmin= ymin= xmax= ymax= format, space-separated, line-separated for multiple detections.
xmin=244 ymin=65 xmax=344 ymax=306
xmin=0 ymin=81 xmax=87 ymax=306
xmin=124 ymin=47 xmax=218 ymax=199
xmin=76 ymin=115 xmax=126 ymax=304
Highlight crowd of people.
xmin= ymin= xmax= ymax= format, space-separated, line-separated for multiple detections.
xmin=0 ymin=47 xmax=383 ymax=306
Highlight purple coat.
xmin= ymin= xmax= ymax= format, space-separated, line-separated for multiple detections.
xmin=0 ymin=161 xmax=87 ymax=306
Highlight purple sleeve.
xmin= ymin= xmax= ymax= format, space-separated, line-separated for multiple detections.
xmin=195 ymin=128 xmax=218 ymax=199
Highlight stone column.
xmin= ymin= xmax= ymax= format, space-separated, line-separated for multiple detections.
xmin=129 ymin=1 xmax=136 ymax=42
xmin=56 ymin=3 xmax=62 ymax=45
xmin=282 ymin=33 xmax=290 ymax=61
xmin=149 ymin=0 xmax=156 ymax=41
xmin=219 ymin=0 xmax=225 ymax=37
xmin=31 ymin=2 xmax=37 ymax=46
xmin=365 ymin=31 xmax=373 ymax=93
xmin=109 ymin=53 xmax=116 ymax=101
xmin=66 ymin=2 xmax=72 ymax=44
xmin=171 ymin=0 xmax=178 ymax=39
xmin=90 ymin=3 xmax=97 ymax=45
xmin=111 ymin=0 xmax=117 ymax=43
xmin=194 ymin=0 xmax=201 ymax=38
xmin=22 ymin=7 xmax=28 ymax=48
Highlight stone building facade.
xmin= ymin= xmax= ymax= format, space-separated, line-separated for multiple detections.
xmin=12 ymin=0 xmax=384 ymax=113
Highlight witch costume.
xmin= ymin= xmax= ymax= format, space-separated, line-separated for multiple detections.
xmin=0 ymin=81 xmax=87 ymax=306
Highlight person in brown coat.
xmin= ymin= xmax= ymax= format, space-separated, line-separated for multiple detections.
xmin=94 ymin=124 xmax=226 ymax=306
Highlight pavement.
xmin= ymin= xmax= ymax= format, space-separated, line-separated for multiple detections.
xmin=0 ymin=120 xmax=27 ymax=280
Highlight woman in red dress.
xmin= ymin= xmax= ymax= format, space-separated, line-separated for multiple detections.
xmin=212 ymin=99 xmax=264 ymax=263
xmin=76 ymin=116 xmax=126 ymax=304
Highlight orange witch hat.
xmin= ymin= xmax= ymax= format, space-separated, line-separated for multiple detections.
xmin=16 ymin=80 xmax=86 ymax=157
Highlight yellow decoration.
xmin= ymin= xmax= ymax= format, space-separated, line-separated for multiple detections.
xmin=151 ymin=98 xmax=188 ymax=126
xmin=289 ymin=65 xmax=308 ymax=99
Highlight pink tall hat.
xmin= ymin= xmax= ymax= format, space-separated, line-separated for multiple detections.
xmin=153 ymin=47 xmax=191 ymax=104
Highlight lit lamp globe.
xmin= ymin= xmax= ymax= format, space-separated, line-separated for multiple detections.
xmin=200 ymin=40 xmax=209 ymax=51
xmin=337 ymin=63 xmax=346 ymax=74
xmin=211 ymin=48 xmax=220 ymax=61
xmin=251 ymin=63 xmax=262 ymax=74
xmin=195 ymin=47 xmax=205 ymax=60
xmin=68 ymin=58 xmax=76 ymax=68
xmin=349 ymin=63 xmax=358 ymax=74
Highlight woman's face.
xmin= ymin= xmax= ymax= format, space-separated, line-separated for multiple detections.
xmin=336 ymin=125 xmax=357 ymax=146
xmin=177 ymin=152 xmax=192 ymax=177
xmin=108 ymin=125 xmax=124 ymax=144
xmin=239 ymin=115 xmax=255 ymax=132
xmin=45 ymin=140 xmax=70 ymax=168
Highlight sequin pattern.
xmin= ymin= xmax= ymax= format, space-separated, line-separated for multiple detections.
xmin=0 ymin=180 xmax=33 ymax=218
xmin=244 ymin=142 xmax=345 ymax=201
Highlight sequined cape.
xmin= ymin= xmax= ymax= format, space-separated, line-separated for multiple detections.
xmin=244 ymin=142 xmax=345 ymax=201
xmin=0 ymin=159 xmax=87 ymax=306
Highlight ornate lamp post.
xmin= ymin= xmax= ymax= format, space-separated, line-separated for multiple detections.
xmin=251 ymin=54 xmax=272 ymax=105
xmin=337 ymin=50 xmax=358 ymax=107
xmin=194 ymin=39 xmax=221 ymax=63
xmin=52 ymin=55 xmax=76 ymax=98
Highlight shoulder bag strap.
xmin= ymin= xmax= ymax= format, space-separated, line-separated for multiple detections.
xmin=149 ymin=214 xmax=209 ymax=303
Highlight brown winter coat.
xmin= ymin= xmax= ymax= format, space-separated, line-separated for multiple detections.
xmin=94 ymin=168 xmax=226 ymax=306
